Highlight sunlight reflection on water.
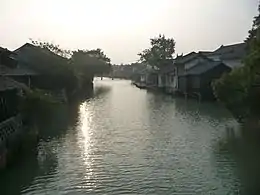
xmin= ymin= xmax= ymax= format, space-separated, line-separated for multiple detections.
xmin=2 ymin=80 xmax=260 ymax=195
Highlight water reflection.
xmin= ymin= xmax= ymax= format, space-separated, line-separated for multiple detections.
xmin=214 ymin=126 xmax=260 ymax=195
xmin=1 ymin=80 xmax=260 ymax=195
xmin=144 ymin=90 xmax=241 ymax=194
xmin=37 ymin=105 xmax=78 ymax=140
xmin=0 ymin=87 xmax=98 ymax=194
xmin=0 ymin=140 xmax=59 ymax=195
xmin=0 ymin=152 xmax=39 ymax=194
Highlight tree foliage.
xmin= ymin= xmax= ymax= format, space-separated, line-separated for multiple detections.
xmin=213 ymin=67 xmax=252 ymax=121
xmin=71 ymin=49 xmax=111 ymax=76
xmin=84 ymin=48 xmax=111 ymax=63
xmin=138 ymin=34 xmax=175 ymax=69
xmin=246 ymin=4 xmax=260 ymax=47
xmin=30 ymin=39 xmax=72 ymax=58
xmin=29 ymin=40 xmax=111 ymax=93
xmin=213 ymin=4 xmax=260 ymax=122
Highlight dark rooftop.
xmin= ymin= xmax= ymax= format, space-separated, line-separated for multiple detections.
xmin=175 ymin=52 xmax=197 ymax=64
xmin=0 ymin=76 xmax=30 ymax=92
xmin=12 ymin=43 xmax=69 ymax=75
xmin=213 ymin=42 xmax=247 ymax=60
xmin=175 ymin=52 xmax=210 ymax=65
xmin=184 ymin=60 xmax=231 ymax=76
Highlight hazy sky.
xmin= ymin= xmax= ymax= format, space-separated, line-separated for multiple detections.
xmin=0 ymin=0 xmax=259 ymax=64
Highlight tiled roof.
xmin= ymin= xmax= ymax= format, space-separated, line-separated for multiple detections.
xmin=13 ymin=43 xmax=68 ymax=74
xmin=175 ymin=52 xmax=210 ymax=65
xmin=0 ymin=47 xmax=14 ymax=55
xmin=213 ymin=42 xmax=247 ymax=60
xmin=175 ymin=52 xmax=197 ymax=64
xmin=184 ymin=61 xmax=231 ymax=76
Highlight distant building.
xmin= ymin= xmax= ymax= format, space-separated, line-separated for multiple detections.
xmin=112 ymin=63 xmax=147 ymax=80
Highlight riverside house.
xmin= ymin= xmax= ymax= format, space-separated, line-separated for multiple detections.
xmin=13 ymin=43 xmax=62 ymax=90
xmin=0 ymin=76 xmax=31 ymax=169
xmin=133 ymin=42 xmax=246 ymax=100
xmin=0 ymin=47 xmax=32 ymax=169
xmin=133 ymin=66 xmax=159 ymax=89
xmin=205 ymin=42 xmax=247 ymax=69
xmin=177 ymin=59 xmax=231 ymax=100
xmin=168 ymin=42 xmax=246 ymax=99
xmin=0 ymin=47 xmax=39 ymax=88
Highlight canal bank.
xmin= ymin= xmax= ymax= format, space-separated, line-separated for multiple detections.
xmin=0 ymin=79 xmax=259 ymax=195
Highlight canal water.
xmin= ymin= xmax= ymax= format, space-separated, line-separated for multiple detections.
xmin=1 ymin=79 xmax=260 ymax=195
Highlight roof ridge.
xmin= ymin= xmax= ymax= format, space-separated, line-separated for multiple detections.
xmin=215 ymin=42 xmax=246 ymax=51
xmin=222 ymin=42 xmax=245 ymax=47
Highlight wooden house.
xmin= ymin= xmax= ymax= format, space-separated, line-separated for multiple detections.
xmin=0 ymin=47 xmax=39 ymax=88
xmin=161 ymin=52 xmax=210 ymax=94
xmin=178 ymin=60 xmax=231 ymax=100
xmin=162 ymin=43 xmax=245 ymax=97
xmin=0 ymin=76 xmax=30 ymax=121
xmin=13 ymin=43 xmax=70 ymax=90
xmin=132 ymin=42 xmax=246 ymax=99
xmin=205 ymin=42 xmax=247 ymax=69
xmin=0 ymin=76 xmax=32 ymax=169
xmin=157 ymin=65 xmax=177 ymax=93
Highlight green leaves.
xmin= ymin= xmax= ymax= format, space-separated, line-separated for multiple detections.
xmin=213 ymin=3 xmax=260 ymax=121
xmin=71 ymin=49 xmax=111 ymax=76
xmin=29 ymin=40 xmax=111 ymax=92
xmin=213 ymin=67 xmax=251 ymax=121
xmin=138 ymin=34 xmax=175 ymax=69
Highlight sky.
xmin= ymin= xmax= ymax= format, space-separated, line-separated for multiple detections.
xmin=0 ymin=0 xmax=259 ymax=64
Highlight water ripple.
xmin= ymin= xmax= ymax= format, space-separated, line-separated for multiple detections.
xmin=1 ymin=80 xmax=259 ymax=195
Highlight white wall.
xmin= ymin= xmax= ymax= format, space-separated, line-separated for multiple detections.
xmin=158 ymin=74 xmax=163 ymax=87
xmin=140 ymin=75 xmax=146 ymax=82
xmin=184 ymin=57 xmax=206 ymax=70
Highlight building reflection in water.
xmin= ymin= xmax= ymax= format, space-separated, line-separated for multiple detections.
xmin=214 ymin=125 xmax=260 ymax=195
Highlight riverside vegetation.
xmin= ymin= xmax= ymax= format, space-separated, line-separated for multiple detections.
xmin=213 ymin=4 xmax=260 ymax=126
xmin=1 ymin=40 xmax=112 ymax=167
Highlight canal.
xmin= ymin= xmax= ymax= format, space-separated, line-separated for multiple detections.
xmin=1 ymin=79 xmax=260 ymax=195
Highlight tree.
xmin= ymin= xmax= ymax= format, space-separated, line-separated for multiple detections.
xmin=246 ymin=4 xmax=260 ymax=46
xmin=71 ymin=49 xmax=111 ymax=76
xmin=29 ymin=40 xmax=77 ymax=92
xmin=84 ymin=48 xmax=111 ymax=63
xmin=213 ymin=3 xmax=260 ymax=122
xmin=138 ymin=34 xmax=175 ymax=69
xmin=30 ymin=39 xmax=112 ymax=91
xmin=30 ymin=39 xmax=72 ymax=58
